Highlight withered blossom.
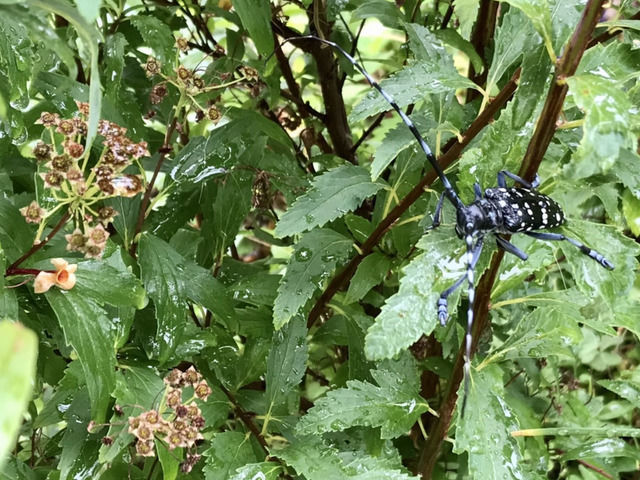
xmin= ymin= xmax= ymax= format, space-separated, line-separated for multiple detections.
xmin=65 ymin=229 xmax=86 ymax=252
xmin=50 ymin=155 xmax=73 ymax=172
xmin=33 ymin=141 xmax=51 ymax=161
xmin=35 ymin=111 xmax=59 ymax=127
xmin=56 ymin=119 xmax=76 ymax=136
xmin=33 ymin=258 xmax=77 ymax=294
xmin=98 ymin=206 xmax=117 ymax=225
xmin=20 ymin=201 xmax=45 ymax=224
xmin=144 ymin=57 xmax=161 ymax=77
xmin=41 ymin=171 xmax=64 ymax=189
xmin=175 ymin=36 xmax=189 ymax=52
xmin=65 ymin=141 xmax=84 ymax=158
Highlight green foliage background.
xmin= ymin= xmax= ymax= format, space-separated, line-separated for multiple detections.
xmin=0 ymin=0 xmax=639 ymax=478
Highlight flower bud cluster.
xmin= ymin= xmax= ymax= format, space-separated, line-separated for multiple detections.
xmin=127 ymin=367 xmax=210 ymax=470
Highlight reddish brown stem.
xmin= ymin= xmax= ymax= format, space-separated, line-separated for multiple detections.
xmin=129 ymin=117 xmax=178 ymax=257
xmin=6 ymin=211 xmax=71 ymax=272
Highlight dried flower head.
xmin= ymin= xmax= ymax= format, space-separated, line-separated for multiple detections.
xmin=165 ymin=431 xmax=187 ymax=450
xmin=183 ymin=366 xmax=202 ymax=386
xmin=72 ymin=117 xmax=88 ymax=136
xmin=94 ymin=165 xmax=113 ymax=179
xmin=185 ymin=402 xmax=201 ymax=419
xmin=166 ymin=388 xmax=182 ymax=409
xmin=135 ymin=440 xmax=155 ymax=457
xmin=175 ymin=36 xmax=189 ymax=52
xmin=144 ymin=57 xmax=161 ymax=77
xmin=207 ymin=106 xmax=221 ymax=123
xmin=65 ymin=141 xmax=84 ymax=159
xmin=150 ymin=83 xmax=168 ymax=104
xmin=86 ymin=224 xmax=109 ymax=247
xmin=66 ymin=168 xmax=84 ymax=184
xmin=164 ymin=368 xmax=183 ymax=387
xmin=50 ymin=155 xmax=73 ymax=172
xmin=101 ymin=436 xmax=114 ymax=446
xmin=75 ymin=100 xmax=90 ymax=117
xmin=176 ymin=65 xmax=192 ymax=82
xmin=65 ymin=229 xmax=86 ymax=252
xmin=192 ymin=77 xmax=205 ymax=90
xmin=242 ymin=66 xmax=259 ymax=82
xmin=36 ymin=112 xmax=59 ymax=128
xmin=33 ymin=141 xmax=52 ymax=161
xmin=98 ymin=206 xmax=118 ymax=226
xmin=33 ymin=258 xmax=77 ymax=294
xmin=42 ymin=171 xmax=65 ymax=189
xmin=56 ymin=119 xmax=76 ymax=136
xmin=194 ymin=381 xmax=212 ymax=401
xmin=98 ymin=178 xmax=115 ymax=195
xmin=111 ymin=174 xmax=143 ymax=197
xmin=20 ymin=201 xmax=45 ymax=224
xmin=83 ymin=243 xmax=104 ymax=259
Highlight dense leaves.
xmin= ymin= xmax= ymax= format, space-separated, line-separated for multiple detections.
xmin=1 ymin=1 xmax=639 ymax=479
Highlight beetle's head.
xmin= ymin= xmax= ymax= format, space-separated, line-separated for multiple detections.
xmin=455 ymin=204 xmax=486 ymax=239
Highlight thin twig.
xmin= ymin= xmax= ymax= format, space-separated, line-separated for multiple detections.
xmin=6 ymin=211 xmax=71 ymax=272
xmin=220 ymin=385 xmax=270 ymax=455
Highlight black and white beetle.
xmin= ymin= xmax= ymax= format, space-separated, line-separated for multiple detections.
xmin=280 ymin=36 xmax=614 ymax=416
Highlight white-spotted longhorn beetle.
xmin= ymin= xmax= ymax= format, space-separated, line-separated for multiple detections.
xmin=279 ymin=35 xmax=614 ymax=417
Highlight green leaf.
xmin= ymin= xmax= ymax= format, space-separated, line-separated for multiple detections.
xmin=351 ymin=0 xmax=403 ymax=28
xmin=455 ymin=365 xmax=534 ymax=480
xmin=490 ymin=306 xmax=583 ymax=361
xmin=74 ymin=259 xmax=147 ymax=309
xmin=485 ymin=6 xmax=537 ymax=101
xmin=567 ymin=74 xmax=636 ymax=178
xmin=183 ymin=263 xmax=235 ymax=324
xmin=229 ymin=463 xmax=283 ymax=480
xmin=365 ymin=228 xmax=487 ymax=360
xmin=99 ymin=367 xmax=165 ymax=463
xmin=0 ymin=198 xmax=38 ymax=262
xmin=75 ymin=0 xmax=101 ymax=24
xmin=598 ymin=379 xmax=640 ymax=410
xmin=202 ymin=169 xmax=254 ymax=259
xmin=455 ymin=0 xmax=480 ymax=37
xmin=275 ymin=164 xmax=385 ymax=237
xmin=345 ymin=252 xmax=392 ymax=304
xmin=273 ymin=229 xmax=353 ymax=328
xmin=0 ymin=322 xmax=37 ymax=472
xmin=46 ymin=290 xmax=116 ymax=422
xmin=297 ymin=366 xmax=428 ymax=438
xmin=129 ymin=15 xmax=174 ymax=63
xmin=232 ymin=0 xmax=274 ymax=57
xmin=156 ymin=440 xmax=180 ymax=480
xmin=266 ymin=316 xmax=308 ymax=413
xmin=622 ymin=189 xmax=640 ymax=236
xmin=350 ymin=24 xmax=479 ymax=122
xmin=138 ymin=234 xmax=188 ymax=363
xmin=498 ymin=0 xmax=554 ymax=59
xmin=513 ymin=427 xmax=640 ymax=437
xmin=435 ymin=29 xmax=484 ymax=73
xmin=203 ymin=431 xmax=258 ymax=480
xmin=29 ymin=0 xmax=102 ymax=154
xmin=561 ymin=438 xmax=640 ymax=461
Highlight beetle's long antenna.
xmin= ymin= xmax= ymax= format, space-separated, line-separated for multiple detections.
xmin=461 ymin=233 xmax=477 ymax=419
xmin=276 ymin=35 xmax=464 ymax=210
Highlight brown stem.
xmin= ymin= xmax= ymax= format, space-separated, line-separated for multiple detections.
xmin=466 ymin=0 xmax=499 ymax=102
xmin=349 ymin=112 xmax=385 ymax=155
xmin=441 ymin=1 xmax=455 ymax=30
xmin=220 ymin=385 xmax=269 ymax=455
xmin=417 ymin=250 xmax=505 ymax=476
xmin=519 ymin=0 xmax=604 ymax=182
xmin=129 ymin=117 xmax=178 ymax=257
xmin=307 ymin=69 xmax=520 ymax=328
xmin=7 ymin=211 xmax=71 ymax=272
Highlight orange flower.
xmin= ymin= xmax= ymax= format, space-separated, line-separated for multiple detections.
xmin=34 ymin=258 xmax=77 ymax=294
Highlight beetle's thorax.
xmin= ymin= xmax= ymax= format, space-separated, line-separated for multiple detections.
xmin=455 ymin=199 xmax=503 ymax=238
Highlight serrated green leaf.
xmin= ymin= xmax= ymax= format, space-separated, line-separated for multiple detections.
xmin=0 ymin=322 xmax=37 ymax=472
xmin=578 ymin=42 xmax=640 ymax=84
xmin=498 ymin=0 xmax=554 ymax=59
xmin=0 ymin=198 xmax=38 ymax=262
xmin=567 ymin=74 xmax=636 ymax=178
xmin=296 ymin=365 xmax=428 ymax=438
xmin=138 ymin=234 xmax=188 ymax=363
xmin=455 ymin=365 xmax=534 ymax=480
xmin=435 ymin=29 xmax=484 ymax=73
xmin=273 ymin=229 xmax=353 ymax=328
xmin=561 ymin=438 xmax=640 ymax=461
xmin=485 ymin=7 xmax=537 ymax=102
xmin=129 ymin=15 xmax=174 ymax=63
xmin=490 ymin=306 xmax=583 ymax=361
xmin=350 ymin=24 xmax=479 ymax=122
xmin=622 ymin=190 xmax=640 ymax=236
xmin=266 ymin=316 xmax=308 ymax=412
xmin=345 ymin=252 xmax=392 ymax=304
xmin=103 ymin=33 xmax=128 ymax=98
xmin=275 ymin=164 xmax=385 ymax=237
xmin=351 ymin=0 xmax=403 ymax=28
xmin=46 ymin=290 xmax=116 ymax=422
xmin=229 ymin=463 xmax=283 ymax=480
xmin=598 ymin=379 xmax=640 ymax=410
xmin=203 ymin=431 xmax=258 ymax=480
xmin=365 ymin=228 xmax=489 ymax=360
xmin=74 ymin=260 xmax=146 ymax=309
xmin=232 ymin=0 xmax=273 ymax=57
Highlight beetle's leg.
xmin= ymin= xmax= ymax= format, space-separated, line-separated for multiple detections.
xmin=437 ymin=236 xmax=484 ymax=326
xmin=427 ymin=191 xmax=447 ymax=230
xmin=497 ymin=170 xmax=541 ymax=189
xmin=474 ymin=182 xmax=483 ymax=201
xmin=525 ymin=231 xmax=614 ymax=269
xmin=495 ymin=235 xmax=528 ymax=261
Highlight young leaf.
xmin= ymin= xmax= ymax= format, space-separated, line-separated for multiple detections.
xmin=344 ymin=252 xmax=392 ymax=304
xmin=0 ymin=322 xmax=37 ymax=471
xmin=273 ymin=229 xmax=353 ymax=328
xmin=266 ymin=316 xmax=308 ymax=413
xmin=275 ymin=164 xmax=385 ymax=238
xmin=138 ymin=233 xmax=188 ymax=363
